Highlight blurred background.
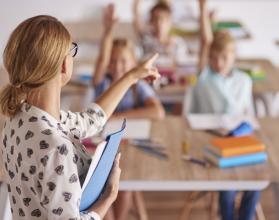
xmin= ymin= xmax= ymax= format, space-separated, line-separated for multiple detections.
xmin=1 ymin=0 xmax=279 ymax=66
xmin=1 ymin=1 xmax=279 ymax=220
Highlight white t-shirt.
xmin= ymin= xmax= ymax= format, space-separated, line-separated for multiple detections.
xmin=188 ymin=66 xmax=253 ymax=114
xmin=1 ymin=102 xmax=107 ymax=220
xmin=139 ymin=30 xmax=189 ymax=63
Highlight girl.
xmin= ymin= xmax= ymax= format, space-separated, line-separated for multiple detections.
xmin=93 ymin=4 xmax=165 ymax=120
xmin=92 ymin=4 xmax=165 ymax=220
xmin=0 ymin=15 xmax=159 ymax=220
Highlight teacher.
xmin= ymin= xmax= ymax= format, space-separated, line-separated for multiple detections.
xmin=0 ymin=15 xmax=159 ymax=220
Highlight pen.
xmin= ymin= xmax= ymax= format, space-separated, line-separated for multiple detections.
xmin=182 ymin=155 xmax=209 ymax=167
xmin=129 ymin=139 xmax=164 ymax=149
xmin=135 ymin=145 xmax=168 ymax=160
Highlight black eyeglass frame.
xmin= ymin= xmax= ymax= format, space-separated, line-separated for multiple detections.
xmin=70 ymin=42 xmax=78 ymax=57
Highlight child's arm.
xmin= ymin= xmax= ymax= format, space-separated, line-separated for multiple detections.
xmin=199 ymin=0 xmax=213 ymax=72
xmin=133 ymin=0 xmax=145 ymax=37
xmin=93 ymin=4 xmax=117 ymax=86
xmin=96 ymin=54 xmax=160 ymax=119
xmin=112 ymin=98 xmax=166 ymax=120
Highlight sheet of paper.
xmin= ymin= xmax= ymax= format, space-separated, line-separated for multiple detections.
xmin=221 ymin=115 xmax=260 ymax=130
xmin=103 ymin=119 xmax=151 ymax=140
xmin=187 ymin=114 xmax=260 ymax=131
xmin=81 ymin=141 xmax=107 ymax=192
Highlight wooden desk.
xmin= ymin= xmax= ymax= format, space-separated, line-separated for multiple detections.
xmin=236 ymin=59 xmax=279 ymax=94
xmin=155 ymin=84 xmax=187 ymax=104
xmin=257 ymin=117 xmax=279 ymax=179
xmin=119 ymin=116 xmax=275 ymax=191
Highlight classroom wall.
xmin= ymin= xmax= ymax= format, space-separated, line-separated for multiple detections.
xmin=1 ymin=0 xmax=279 ymax=66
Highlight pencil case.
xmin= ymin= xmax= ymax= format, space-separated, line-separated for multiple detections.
xmin=229 ymin=122 xmax=253 ymax=137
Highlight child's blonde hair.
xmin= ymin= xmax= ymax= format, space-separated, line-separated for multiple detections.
xmin=112 ymin=38 xmax=136 ymax=62
xmin=0 ymin=15 xmax=71 ymax=117
xmin=150 ymin=1 xmax=172 ymax=18
xmin=210 ymin=30 xmax=235 ymax=53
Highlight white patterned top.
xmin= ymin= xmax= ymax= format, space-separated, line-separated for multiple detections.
xmin=1 ymin=102 xmax=107 ymax=220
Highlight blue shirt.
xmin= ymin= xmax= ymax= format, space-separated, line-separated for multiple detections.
xmin=189 ymin=66 xmax=253 ymax=114
xmin=95 ymin=77 xmax=157 ymax=112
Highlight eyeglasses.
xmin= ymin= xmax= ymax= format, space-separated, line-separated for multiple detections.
xmin=69 ymin=42 xmax=78 ymax=57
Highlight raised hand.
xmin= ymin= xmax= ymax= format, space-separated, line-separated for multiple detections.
xmin=103 ymin=3 xmax=118 ymax=33
xmin=128 ymin=53 xmax=160 ymax=83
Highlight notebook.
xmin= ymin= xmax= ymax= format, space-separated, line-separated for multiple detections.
xmin=204 ymin=149 xmax=267 ymax=169
xmin=79 ymin=119 xmax=126 ymax=212
xmin=187 ymin=114 xmax=260 ymax=131
xmin=208 ymin=136 xmax=265 ymax=157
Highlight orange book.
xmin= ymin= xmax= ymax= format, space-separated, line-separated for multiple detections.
xmin=207 ymin=136 xmax=265 ymax=157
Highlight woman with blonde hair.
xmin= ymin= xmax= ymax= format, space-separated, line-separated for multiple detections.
xmin=0 ymin=15 xmax=159 ymax=220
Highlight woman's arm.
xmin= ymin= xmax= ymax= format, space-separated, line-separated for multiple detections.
xmin=112 ymin=97 xmax=166 ymax=120
xmin=133 ymin=0 xmax=144 ymax=37
xmin=95 ymin=54 xmax=160 ymax=119
xmin=199 ymin=0 xmax=213 ymax=72
xmin=61 ymin=54 xmax=159 ymax=138
xmin=93 ymin=4 xmax=117 ymax=86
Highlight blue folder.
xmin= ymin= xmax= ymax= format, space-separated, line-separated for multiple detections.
xmin=80 ymin=119 xmax=126 ymax=212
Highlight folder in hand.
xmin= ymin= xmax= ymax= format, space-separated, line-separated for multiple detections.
xmin=80 ymin=119 xmax=126 ymax=211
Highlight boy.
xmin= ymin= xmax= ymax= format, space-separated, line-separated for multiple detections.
xmin=189 ymin=0 xmax=253 ymax=115
xmin=133 ymin=0 xmax=188 ymax=61
xmin=187 ymin=1 xmax=260 ymax=220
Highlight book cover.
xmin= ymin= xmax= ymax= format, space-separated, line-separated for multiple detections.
xmin=204 ymin=148 xmax=267 ymax=168
xmin=210 ymin=136 xmax=265 ymax=157
xmin=79 ymin=119 xmax=126 ymax=212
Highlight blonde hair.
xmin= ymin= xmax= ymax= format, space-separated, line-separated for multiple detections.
xmin=0 ymin=15 xmax=71 ymax=117
xmin=150 ymin=1 xmax=172 ymax=18
xmin=210 ymin=30 xmax=235 ymax=53
xmin=112 ymin=38 xmax=137 ymax=62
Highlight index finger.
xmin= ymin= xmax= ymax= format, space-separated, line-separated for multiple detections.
xmin=143 ymin=53 xmax=159 ymax=68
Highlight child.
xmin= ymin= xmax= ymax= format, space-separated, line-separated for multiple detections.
xmin=93 ymin=4 xmax=165 ymax=220
xmin=133 ymin=0 xmax=188 ymax=61
xmin=189 ymin=0 xmax=253 ymax=115
xmin=186 ymin=1 xmax=260 ymax=220
xmin=93 ymin=4 xmax=165 ymax=121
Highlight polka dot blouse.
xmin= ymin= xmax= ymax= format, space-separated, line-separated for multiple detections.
xmin=1 ymin=102 xmax=107 ymax=220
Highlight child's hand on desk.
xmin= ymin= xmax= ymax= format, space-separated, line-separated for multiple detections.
xmin=128 ymin=53 xmax=161 ymax=83
xmin=103 ymin=3 xmax=118 ymax=33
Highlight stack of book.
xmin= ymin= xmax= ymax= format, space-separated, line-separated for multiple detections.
xmin=204 ymin=136 xmax=268 ymax=168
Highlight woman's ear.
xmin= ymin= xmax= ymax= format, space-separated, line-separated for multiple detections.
xmin=61 ymin=58 xmax=67 ymax=74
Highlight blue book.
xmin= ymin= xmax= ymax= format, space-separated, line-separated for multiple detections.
xmin=80 ymin=119 xmax=126 ymax=212
xmin=204 ymin=148 xmax=267 ymax=168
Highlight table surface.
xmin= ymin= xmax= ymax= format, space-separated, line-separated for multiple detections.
xmin=117 ymin=116 xmax=279 ymax=191
xmin=0 ymin=116 xmax=277 ymax=191
xmin=236 ymin=59 xmax=279 ymax=94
